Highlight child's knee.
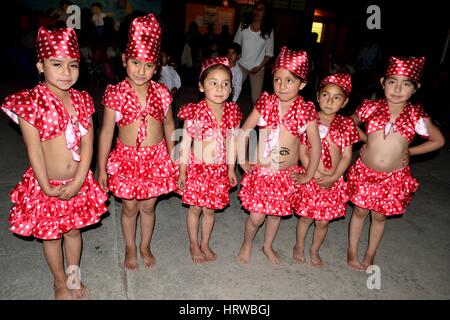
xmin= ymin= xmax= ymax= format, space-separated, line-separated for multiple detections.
xmin=139 ymin=203 xmax=156 ymax=216
xmin=315 ymin=220 xmax=329 ymax=229
xmin=122 ymin=202 xmax=139 ymax=217
xmin=371 ymin=211 xmax=386 ymax=223
xmin=300 ymin=217 xmax=314 ymax=226
xmin=353 ymin=206 xmax=369 ymax=218
xmin=249 ymin=213 xmax=265 ymax=227
xmin=63 ymin=229 xmax=81 ymax=238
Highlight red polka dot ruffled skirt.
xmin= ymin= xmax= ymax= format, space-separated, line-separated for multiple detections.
xmin=106 ymin=139 xmax=178 ymax=200
xmin=177 ymin=154 xmax=231 ymax=210
xmin=8 ymin=168 xmax=108 ymax=240
xmin=238 ymin=165 xmax=301 ymax=216
xmin=346 ymin=158 xmax=419 ymax=216
xmin=291 ymin=166 xmax=349 ymax=221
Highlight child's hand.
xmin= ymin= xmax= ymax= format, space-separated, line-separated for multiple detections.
xmin=290 ymin=172 xmax=311 ymax=184
xmin=57 ymin=180 xmax=83 ymax=200
xmin=239 ymin=161 xmax=252 ymax=174
xmin=401 ymin=149 xmax=410 ymax=168
xmin=228 ymin=170 xmax=237 ymax=187
xmin=359 ymin=144 xmax=367 ymax=157
xmin=316 ymin=175 xmax=337 ymax=188
xmin=98 ymin=170 xmax=109 ymax=192
xmin=177 ymin=173 xmax=186 ymax=191
xmin=43 ymin=185 xmax=63 ymax=197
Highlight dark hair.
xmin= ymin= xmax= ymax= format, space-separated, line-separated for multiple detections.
xmin=319 ymin=82 xmax=347 ymax=97
xmin=91 ymin=2 xmax=102 ymax=10
xmin=241 ymin=0 xmax=273 ymax=40
xmin=227 ymin=42 xmax=242 ymax=55
xmin=200 ymin=64 xmax=232 ymax=84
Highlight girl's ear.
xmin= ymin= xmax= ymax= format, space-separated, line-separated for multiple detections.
xmin=36 ymin=61 xmax=44 ymax=73
xmin=121 ymin=54 xmax=127 ymax=67
xmin=198 ymin=82 xmax=204 ymax=92
xmin=414 ymin=83 xmax=421 ymax=93
xmin=341 ymin=97 xmax=350 ymax=108
xmin=380 ymin=77 xmax=385 ymax=89
xmin=299 ymin=81 xmax=307 ymax=91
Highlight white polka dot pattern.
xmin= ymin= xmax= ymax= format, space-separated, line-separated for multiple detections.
xmin=36 ymin=27 xmax=80 ymax=61
xmin=355 ymin=98 xmax=430 ymax=142
xmin=385 ymin=56 xmax=425 ymax=85
xmin=320 ymin=73 xmax=352 ymax=95
xmin=125 ymin=13 xmax=161 ymax=63
xmin=273 ymin=46 xmax=309 ymax=80
xmin=199 ymin=56 xmax=230 ymax=79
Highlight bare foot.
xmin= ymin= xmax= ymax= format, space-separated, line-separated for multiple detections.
xmin=237 ymin=242 xmax=252 ymax=265
xmin=72 ymin=282 xmax=90 ymax=300
xmin=124 ymin=246 xmax=138 ymax=271
xmin=190 ymin=245 xmax=206 ymax=264
xmin=347 ymin=252 xmax=366 ymax=271
xmin=54 ymin=282 xmax=74 ymax=300
xmin=262 ymin=246 xmax=282 ymax=265
xmin=293 ymin=245 xmax=306 ymax=263
xmin=200 ymin=244 xmax=217 ymax=262
xmin=310 ymin=251 xmax=323 ymax=268
xmin=362 ymin=254 xmax=375 ymax=269
xmin=140 ymin=247 xmax=157 ymax=268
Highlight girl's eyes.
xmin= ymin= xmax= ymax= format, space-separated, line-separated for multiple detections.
xmin=70 ymin=64 xmax=79 ymax=68
xmin=52 ymin=63 xmax=60 ymax=67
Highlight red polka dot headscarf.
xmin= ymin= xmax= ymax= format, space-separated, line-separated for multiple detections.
xmin=273 ymin=46 xmax=309 ymax=80
xmin=320 ymin=73 xmax=352 ymax=95
xmin=36 ymin=27 xmax=80 ymax=62
xmin=199 ymin=56 xmax=230 ymax=80
xmin=385 ymin=56 xmax=425 ymax=85
xmin=125 ymin=13 xmax=161 ymax=63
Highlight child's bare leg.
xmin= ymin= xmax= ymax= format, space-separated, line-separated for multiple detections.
xmin=63 ymin=229 xmax=89 ymax=299
xmin=293 ymin=217 xmax=313 ymax=263
xmin=43 ymin=239 xmax=73 ymax=300
xmin=187 ymin=206 xmax=206 ymax=263
xmin=262 ymin=215 xmax=282 ymax=265
xmin=200 ymin=208 xmax=217 ymax=262
xmin=347 ymin=206 xmax=370 ymax=271
xmin=121 ymin=199 xmax=139 ymax=271
xmin=362 ymin=211 xmax=386 ymax=268
xmin=139 ymin=198 xmax=157 ymax=268
xmin=310 ymin=220 xmax=329 ymax=268
xmin=237 ymin=212 xmax=265 ymax=264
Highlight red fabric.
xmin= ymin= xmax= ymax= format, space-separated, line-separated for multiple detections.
xmin=125 ymin=13 xmax=161 ymax=63
xmin=176 ymin=153 xmax=231 ymax=210
xmin=177 ymin=100 xmax=242 ymax=164
xmin=346 ymin=158 xmax=419 ymax=216
xmin=355 ymin=98 xmax=430 ymax=142
xmin=36 ymin=27 xmax=80 ymax=61
xmin=8 ymin=168 xmax=107 ymax=240
xmin=291 ymin=166 xmax=348 ymax=220
xmin=238 ymin=165 xmax=301 ymax=216
xmin=319 ymin=73 xmax=352 ymax=95
xmin=273 ymin=46 xmax=308 ymax=79
xmin=106 ymin=139 xmax=178 ymax=200
xmin=102 ymin=79 xmax=172 ymax=147
xmin=255 ymin=91 xmax=318 ymax=138
xmin=199 ymin=56 xmax=230 ymax=79
xmin=385 ymin=56 xmax=425 ymax=85
xmin=301 ymin=115 xmax=359 ymax=171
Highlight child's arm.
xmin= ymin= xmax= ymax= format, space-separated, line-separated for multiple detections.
xmin=351 ymin=113 xmax=367 ymax=143
xmin=299 ymin=121 xmax=321 ymax=183
xmin=177 ymin=121 xmax=192 ymax=190
xmin=97 ymin=107 xmax=116 ymax=192
xmin=237 ymin=108 xmax=260 ymax=173
xmin=408 ymin=119 xmax=445 ymax=156
xmin=58 ymin=119 xmax=94 ymax=200
xmin=164 ymin=105 xmax=176 ymax=158
xmin=298 ymin=143 xmax=309 ymax=168
xmin=18 ymin=118 xmax=61 ymax=197
xmin=316 ymin=145 xmax=352 ymax=188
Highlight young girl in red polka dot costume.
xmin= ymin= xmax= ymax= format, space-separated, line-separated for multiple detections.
xmin=1 ymin=27 xmax=108 ymax=300
xmin=97 ymin=14 xmax=178 ymax=271
xmin=177 ymin=57 xmax=242 ymax=263
xmin=346 ymin=56 xmax=445 ymax=271
xmin=291 ymin=73 xmax=359 ymax=267
xmin=237 ymin=46 xmax=322 ymax=265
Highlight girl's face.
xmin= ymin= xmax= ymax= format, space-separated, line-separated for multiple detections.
xmin=253 ymin=3 xmax=266 ymax=21
xmin=199 ymin=68 xmax=232 ymax=107
xmin=317 ymin=83 xmax=348 ymax=115
xmin=37 ymin=57 xmax=79 ymax=92
xmin=123 ymin=55 xmax=157 ymax=86
xmin=382 ymin=75 xmax=418 ymax=105
xmin=273 ymin=68 xmax=306 ymax=104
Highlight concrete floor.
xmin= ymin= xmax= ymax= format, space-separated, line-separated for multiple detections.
xmin=0 ymin=79 xmax=449 ymax=300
